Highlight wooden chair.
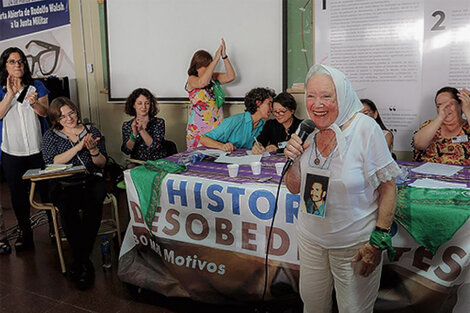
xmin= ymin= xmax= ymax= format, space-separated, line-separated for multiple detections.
xmin=24 ymin=167 xmax=121 ymax=273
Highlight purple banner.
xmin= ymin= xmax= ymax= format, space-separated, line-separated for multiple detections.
xmin=0 ymin=0 xmax=69 ymax=41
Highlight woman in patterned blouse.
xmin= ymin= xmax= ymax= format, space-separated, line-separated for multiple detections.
xmin=413 ymin=87 xmax=470 ymax=165
xmin=42 ymin=97 xmax=107 ymax=290
xmin=121 ymin=88 xmax=165 ymax=162
xmin=185 ymin=38 xmax=236 ymax=150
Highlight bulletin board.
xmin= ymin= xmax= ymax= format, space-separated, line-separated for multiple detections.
xmin=105 ymin=0 xmax=286 ymax=102
xmin=314 ymin=0 xmax=470 ymax=151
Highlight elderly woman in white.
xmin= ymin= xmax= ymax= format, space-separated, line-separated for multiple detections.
xmin=284 ymin=64 xmax=400 ymax=313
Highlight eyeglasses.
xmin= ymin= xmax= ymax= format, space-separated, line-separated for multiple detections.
xmin=58 ymin=110 xmax=77 ymax=121
xmin=273 ymin=109 xmax=288 ymax=115
xmin=6 ymin=59 xmax=27 ymax=66
xmin=25 ymin=40 xmax=60 ymax=76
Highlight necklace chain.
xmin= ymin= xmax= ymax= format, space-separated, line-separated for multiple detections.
xmin=311 ymin=133 xmax=337 ymax=169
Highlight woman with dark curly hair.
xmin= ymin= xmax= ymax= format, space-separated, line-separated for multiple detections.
xmin=0 ymin=47 xmax=49 ymax=253
xmin=121 ymin=88 xmax=165 ymax=161
xmin=200 ymin=87 xmax=275 ymax=152
xmin=186 ymin=38 xmax=235 ymax=150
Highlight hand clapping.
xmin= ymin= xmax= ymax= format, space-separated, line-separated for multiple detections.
xmin=6 ymin=75 xmax=20 ymax=95
xmin=134 ymin=117 xmax=148 ymax=134
xmin=82 ymin=133 xmax=100 ymax=154
xmin=458 ymin=88 xmax=470 ymax=115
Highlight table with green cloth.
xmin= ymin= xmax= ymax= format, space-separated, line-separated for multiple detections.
xmin=377 ymin=161 xmax=470 ymax=313
xmin=117 ymin=153 xmax=470 ymax=312
xmin=118 ymin=150 xmax=300 ymax=304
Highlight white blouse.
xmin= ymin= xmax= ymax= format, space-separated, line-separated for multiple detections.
xmin=1 ymin=90 xmax=42 ymax=156
xmin=297 ymin=114 xmax=401 ymax=249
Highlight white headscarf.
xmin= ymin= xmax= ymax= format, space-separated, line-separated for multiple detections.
xmin=305 ymin=64 xmax=363 ymax=159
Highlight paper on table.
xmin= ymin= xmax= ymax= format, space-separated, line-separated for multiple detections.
xmin=23 ymin=165 xmax=86 ymax=178
xmin=409 ymin=178 xmax=468 ymax=189
xmin=39 ymin=163 xmax=73 ymax=174
xmin=215 ymin=154 xmax=262 ymax=165
xmin=411 ymin=162 xmax=463 ymax=177
xmin=197 ymin=149 xmax=228 ymax=158
xmin=246 ymin=150 xmax=270 ymax=157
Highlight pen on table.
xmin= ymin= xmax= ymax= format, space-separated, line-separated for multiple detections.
xmin=253 ymin=137 xmax=263 ymax=151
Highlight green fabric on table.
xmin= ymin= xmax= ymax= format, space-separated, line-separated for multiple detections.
xmin=130 ymin=160 xmax=187 ymax=231
xmin=395 ymin=185 xmax=470 ymax=255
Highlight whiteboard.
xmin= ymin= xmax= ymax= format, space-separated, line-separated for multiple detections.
xmin=105 ymin=0 xmax=286 ymax=101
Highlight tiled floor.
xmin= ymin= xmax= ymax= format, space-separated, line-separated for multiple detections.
xmin=0 ymin=180 xmax=302 ymax=313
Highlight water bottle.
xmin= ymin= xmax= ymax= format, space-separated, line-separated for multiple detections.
xmin=101 ymin=236 xmax=112 ymax=269
xmin=396 ymin=166 xmax=411 ymax=185
xmin=178 ymin=151 xmax=205 ymax=166
xmin=21 ymin=85 xmax=36 ymax=107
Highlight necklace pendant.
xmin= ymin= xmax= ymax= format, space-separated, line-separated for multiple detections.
xmin=314 ymin=157 xmax=320 ymax=165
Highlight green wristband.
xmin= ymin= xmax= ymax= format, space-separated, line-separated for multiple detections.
xmin=369 ymin=230 xmax=396 ymax=261
xmin=129 ymin=132 xmax=137 ymax=141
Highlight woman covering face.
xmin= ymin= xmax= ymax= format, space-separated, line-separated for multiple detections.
xmin=413 ymin=86 xmax=470 ymax=165
xmin=284 ymin=64 xmax=400 ymax=313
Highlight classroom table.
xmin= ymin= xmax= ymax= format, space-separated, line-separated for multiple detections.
xmin=23 ymin=165 xmax=86 ymax=274
xmin=117 ymin=153 xmax=470 ymax=311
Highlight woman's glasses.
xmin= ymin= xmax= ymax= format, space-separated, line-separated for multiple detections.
xmin=6 ymin=59 xmax=27 ymax=66
xmin=58 ymin=110 xmax=77 ymax=121
xmin=25 ymin=40 xmax=60 ymax=76
xmin=272 ymin=109 xmax=288 ymax=116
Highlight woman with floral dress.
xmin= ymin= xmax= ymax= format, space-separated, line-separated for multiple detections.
xmin=185 ymin=38 xmax=235 ymax=150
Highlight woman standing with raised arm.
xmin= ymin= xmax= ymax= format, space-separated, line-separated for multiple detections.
xmin=185 ymin=38 xmax=236 ymax=150
xmin=0 ymin=47 xmax=49 ymax=253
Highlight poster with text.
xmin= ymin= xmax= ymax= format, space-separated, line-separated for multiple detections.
xmin=0 ymin=0 xmax=75 ymax=79
xmin=315 ymin=0 xmax=470 ymax=151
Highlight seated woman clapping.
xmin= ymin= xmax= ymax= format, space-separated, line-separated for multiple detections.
xmin=121 ymin=88 xmax=165 ymax=161
xmin=413 ymin=87 xmax=470 ymax=165
xmin=42 ymin=97 xmax=107 ymax=290
xmin=200 ymin=87 xmax=275 ymax=152
xmin=252 ymin=92 xmax=302 ymax=154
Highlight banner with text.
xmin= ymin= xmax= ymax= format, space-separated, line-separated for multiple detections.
xmin=0 ymin=0 xmax=75 ymax=79
xmin=119 ymin=170 xmax=470 ymax=309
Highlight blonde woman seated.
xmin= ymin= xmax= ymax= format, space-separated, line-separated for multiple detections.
xmin=413 ymin=87 xmax=470 ymax=165
xmin=200 ymin=87 xmax=275 ymax=152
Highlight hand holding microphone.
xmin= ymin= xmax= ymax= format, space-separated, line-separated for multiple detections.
xmin=283 ymin=119 xmax=316 ymax=175
xmin=284 ymin=133 xmax=306 ymax=160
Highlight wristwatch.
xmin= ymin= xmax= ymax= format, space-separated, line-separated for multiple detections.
xmin=375 ymin=226 xmax=390 ymax=233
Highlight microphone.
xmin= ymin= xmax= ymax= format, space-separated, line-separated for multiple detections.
xmin=282 ymin=119 xmax=316 ymax=174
